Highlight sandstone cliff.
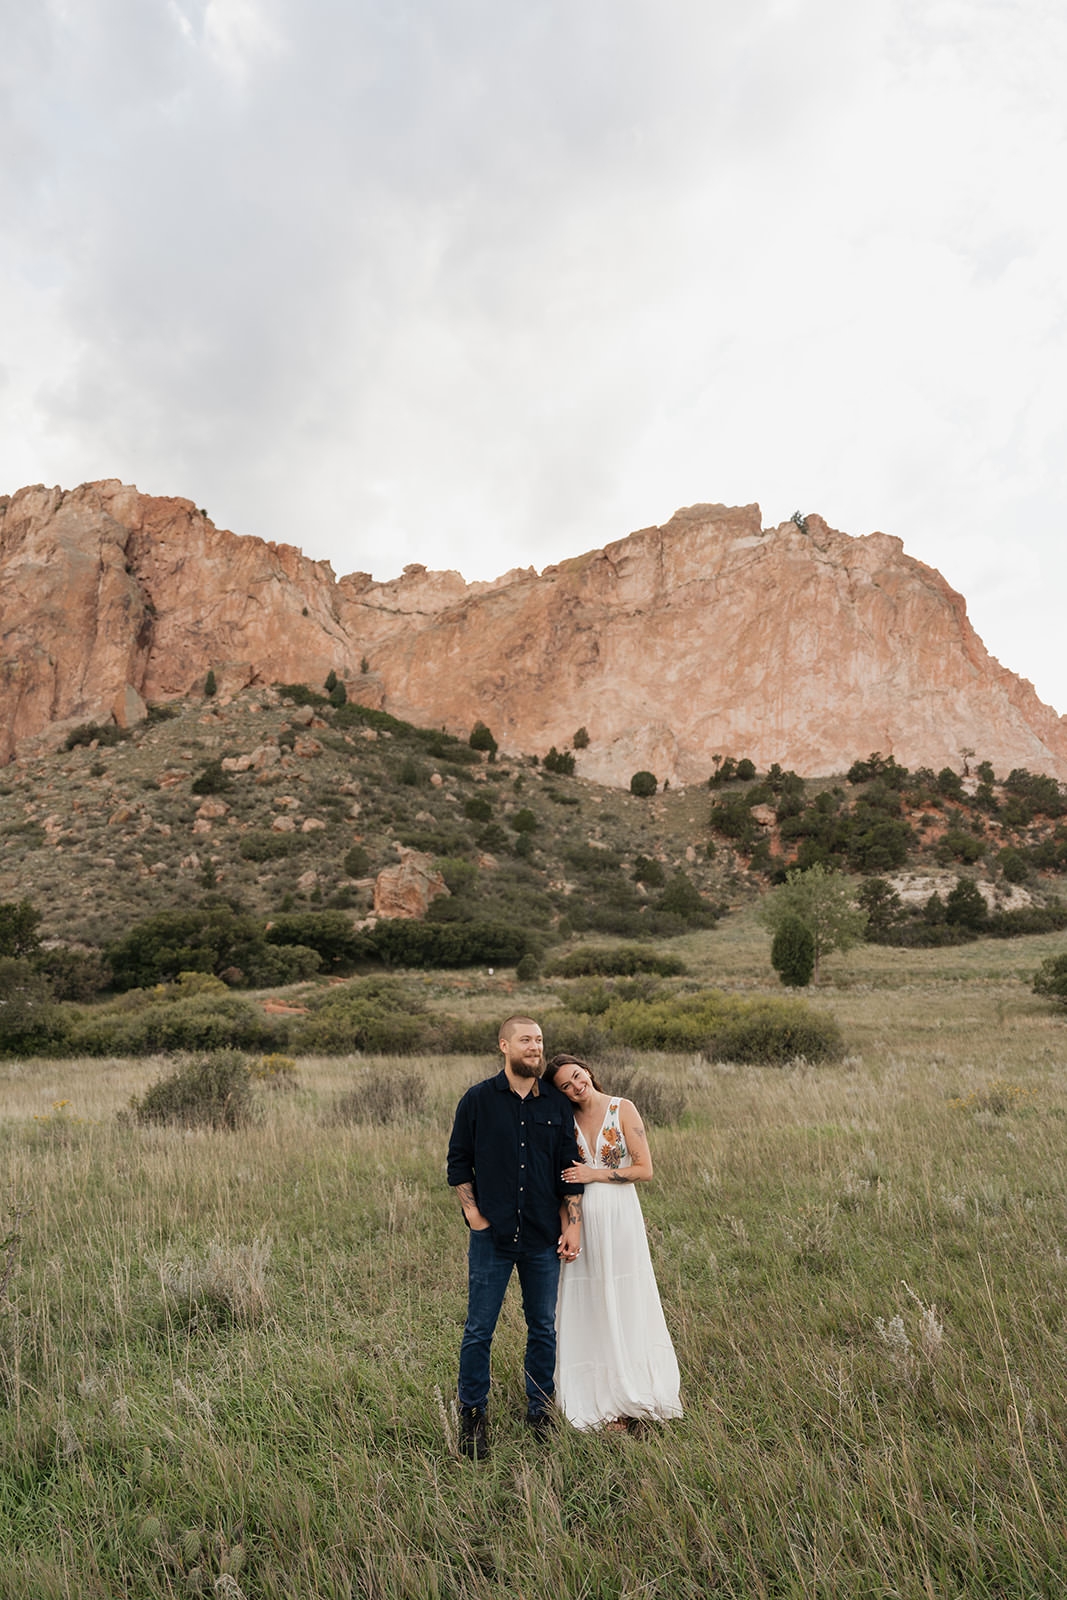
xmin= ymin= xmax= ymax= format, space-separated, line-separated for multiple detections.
xmin=2 ymin=480 xmax=1065 ymax=784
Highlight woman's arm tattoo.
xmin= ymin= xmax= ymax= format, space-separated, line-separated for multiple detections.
xmin=608 ymin=1171 xmax=635 ymax=1184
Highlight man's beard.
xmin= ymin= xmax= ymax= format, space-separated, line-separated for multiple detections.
xmin=510 ymin=1056 xmax=544 ymax=1080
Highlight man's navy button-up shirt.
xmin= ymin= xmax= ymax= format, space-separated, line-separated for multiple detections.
xmin=447 ymin=1070 xmax=583 ymax=1257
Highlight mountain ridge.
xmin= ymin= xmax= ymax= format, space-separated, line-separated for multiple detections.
xmin=2 ymin=479 xmax=1065 ymax=783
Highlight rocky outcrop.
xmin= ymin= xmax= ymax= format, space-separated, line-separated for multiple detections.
xmin=373 ymin=847 xmax=449 ymax=920
xmin=2 ymin=480 xmax=1066 ymax=783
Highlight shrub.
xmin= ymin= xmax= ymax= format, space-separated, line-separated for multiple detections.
xmin=632 ymin=856 xmax=666 ymax=888
xmin=515 ymin=952 xmax=540 ymax=981
xmin=107 ymin=907 xmax=272 ymax=989
xmin=1033 ymin=954 xmax=1067 ymax=1010
xmin=945 ymin=876 xmax=988 ymax=930
xmin=595 ymin=990 xmax=843 ymax=1064
xmin=629 ymin=771 xmax=657 ymax=797
xmin=0 ymin=959 xmax=66 ymax=1055
xmin=771 ymin=916 xmax=815 ymax=987
xmin=239 ymin=943 xmax=321 ymax=986
xmin=295 ymin=980 xmax=432 ymax=1054
xmin=63 ymin=721 xmax=131 ymax=751
xmin=191 ymin=759 xmax=232 ymax=796
xmin=573 ymin=727 xmax=590 ymax=749
xmin=399 ymin=757 xmax=421 ymax=786
xmin=354 ymin=919 xmax=529 ymax=969
xmin=32 ymin=946 xmax=110 ymax=1002
xmin=328 ymin=1069 xmax=428 ymax=1125
xmin=203 ymin=669 xmax=218 ymax=698
xmin=0 ymin=900 xmax=42 ymax=959
xmin=70 ymin=992 xmax=281 ymax=1055
xmin=469 ymin=721 xmax=498 ymax=757
xmin=511 ymin=808 xmax=538 ymax=834
xmin=128 ymin=1050 xmax=257 ymax=1129
xmin=463 ymin=796 xmax=493 ymax=823
xmin=344 ymin=844 xmax=371 ymax=877
xmin=546 ymin=945 xmax=687 ymax=978
xmin=265 ymin=911 xmax=360 ymax=968
xmin=656 ymin=873 xmax=718 ymax=926
xmin=543 ymin=747 xmax=575 ymax=775
xmin=997 ymin=847 xmax=1028 ymax=884
xmin=240 ymin=832 xmax=295 ymax=862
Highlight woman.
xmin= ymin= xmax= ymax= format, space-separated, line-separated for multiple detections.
xmin=545 ymin=1052 xmax=682 ymax=1431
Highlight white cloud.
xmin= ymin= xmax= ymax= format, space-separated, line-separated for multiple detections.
xmin=1 ymin=0 xmax=1065 ymax=714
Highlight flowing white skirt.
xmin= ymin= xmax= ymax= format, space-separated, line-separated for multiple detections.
xmin=555 ymin=1182 xmax=682 ymax=1429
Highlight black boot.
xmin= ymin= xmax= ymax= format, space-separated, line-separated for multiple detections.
xmin=459 ymin=1405 xmax=489 ymax=1461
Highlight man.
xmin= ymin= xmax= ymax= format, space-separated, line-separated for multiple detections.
xmin=447 ymin=1014 xmax=584 ymax=1460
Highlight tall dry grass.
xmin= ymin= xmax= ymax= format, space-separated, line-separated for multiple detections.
xmin=2 ymin=922 xmax=1066 ymax=1597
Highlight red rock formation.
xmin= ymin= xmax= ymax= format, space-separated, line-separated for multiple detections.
xmin=373 ymin=847 xmax=449 ymax=920
xmin=2 ymin=480 xmax=1066 ymax=783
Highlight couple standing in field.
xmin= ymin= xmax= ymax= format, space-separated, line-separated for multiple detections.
xmin=446 ymin=1014 xmax=681 ymax=1460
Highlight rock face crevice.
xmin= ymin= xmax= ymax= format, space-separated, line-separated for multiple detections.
xmin=2 ymin=480 xmax=1065 ymax=784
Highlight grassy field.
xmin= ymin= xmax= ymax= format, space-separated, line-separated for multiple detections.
xmin=2 ymin=917 xmax=1066 ymax=1598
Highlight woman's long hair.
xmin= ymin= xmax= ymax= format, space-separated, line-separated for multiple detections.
xmin=545 ymin=1052 xmax=604 ymax=1092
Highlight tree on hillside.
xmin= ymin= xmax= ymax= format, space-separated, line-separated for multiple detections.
xmin=0 ymin=900 xmax=42 ymax=960
xmin=770 ymin=915 xmax=815 ymax=987
xmin=757 ymin=864 xmax=867 ymax=982
xmin=630 ymin=771 xmax=657 ymax=797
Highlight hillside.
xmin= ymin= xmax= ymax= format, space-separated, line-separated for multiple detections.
xmin=1 ymin=684 xmax=1064 ymax=964
xmin=3 ymin=481 xmax=1067 ymax=783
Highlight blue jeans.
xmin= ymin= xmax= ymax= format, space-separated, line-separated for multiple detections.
xmin=458 ymin=1229 xmax=560 ymax=1415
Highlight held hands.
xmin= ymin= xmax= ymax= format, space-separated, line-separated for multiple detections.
xmin=557 ymin=1224 xmax=582 ymax=1263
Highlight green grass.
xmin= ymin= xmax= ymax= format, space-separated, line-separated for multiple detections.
xmin=2 ymin=927 xmax=1067 ymax=1596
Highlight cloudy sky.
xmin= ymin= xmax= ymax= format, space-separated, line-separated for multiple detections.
xmin=4 ymin=0 xmax=1066 ymax=714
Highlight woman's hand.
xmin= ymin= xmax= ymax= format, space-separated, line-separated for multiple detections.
xmin=562 ymin=1162 xmax=598 ymax=1184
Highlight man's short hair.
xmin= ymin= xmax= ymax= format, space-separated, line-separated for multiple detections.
xmin=499 ymin=1014 xmax=541 ymax=1044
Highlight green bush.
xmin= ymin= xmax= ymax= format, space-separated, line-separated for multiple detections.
xmin=463 ymin=796 xmax=493 ymax=823
xmin=69 ymin=992 xmax=282 ymax=1056
xmin=128 ymin=1050 xmax=257 ymax=1129
xmin=295 ymin=979 xmax=432 ymax=1054
xmin=265 ymin=912 xmax=360 ymax=968
xmin=343 ymin=844 xmax=371 ymax=877
xmin=63 ymin=721 xmax=131 ymax=751
xmin=32 ymin=946 xmax=110 ymax=1002
xmin=1033 ymin=953 xmax=1067 ymax=1010
xmin=770 ymin=916 xmax=815 ymax=987
xmin=354 ymin=919 xmax=530 ymax=969
xmin=545 ymin=945 xmax=687 ymax=978
xmin=592 ymin=991 xmax=842 ymax=1064
xmin=629 ymin=771 xmax=657 ymax=797
xmin=543 ymin=747 xmax=575 ymax=775
xmin=0 ymin=959 xmax=66 ymax=1055
xmin=107 ymin=907 xmax=272 ymax=989
xmin=469 ymin=721 xmax=498 ymax=757
xmin=0 ymin=900 xmax=42 ymax=958
xmin=239 ymin=832 xmax=296 ymax=862
xmin=573 ymin=727 xmax=590 ymax=750
xmin=632 ymin=856 xmax=666 ymax=888
xmin=191 ymin=760 xmax=232 ymax=796
xmin=510 ymin=808 xmax=538 ymax=833
xmin=515 ymin=952 xmax=541 ymax=981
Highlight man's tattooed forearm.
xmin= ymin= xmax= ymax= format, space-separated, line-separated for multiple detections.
xmin=456 ymin=1182 xmax=476 ymax=1212
xmin=565 ymin=1196 xmax=583 ymax=1226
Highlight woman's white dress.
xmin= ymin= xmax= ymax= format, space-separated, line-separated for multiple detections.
xmin=555 ymin=1098 xmax=682 ymax=1429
